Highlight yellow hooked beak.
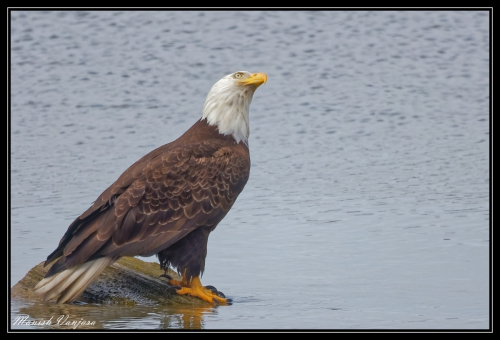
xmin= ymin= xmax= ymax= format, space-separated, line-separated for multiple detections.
xmin=238 ymin=72 xmax=267 ymax=87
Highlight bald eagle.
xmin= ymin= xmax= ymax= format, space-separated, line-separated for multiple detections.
xmin=34 ymin=71 xmax=267 ymax=304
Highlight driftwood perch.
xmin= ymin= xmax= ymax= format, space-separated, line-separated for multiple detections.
xmin=11 ymin=257 xmax=207 ymax=306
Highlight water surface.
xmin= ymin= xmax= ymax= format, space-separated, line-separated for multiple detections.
xmin=10 ymin=10 xmax=490 ymax=329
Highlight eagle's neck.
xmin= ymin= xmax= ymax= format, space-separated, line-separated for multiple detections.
xmin=201 ymin=85 xmax=254 ymax=145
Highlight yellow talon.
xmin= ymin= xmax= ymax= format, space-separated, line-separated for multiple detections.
xmin=161 ymin=269 xmax=189 ymax=287
xmin=174 ymin=276 xmax=230 ymax=304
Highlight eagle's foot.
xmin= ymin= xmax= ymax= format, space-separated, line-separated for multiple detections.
xmin=160 ymin=274 xmax=187 ymax=287
xmin=203 ymin=285 xmax=226 ymax=298
xmin=175 ymin=286 xmax=231 ymax=304
xmin=171 ymin=276 xmax=232 ymax=304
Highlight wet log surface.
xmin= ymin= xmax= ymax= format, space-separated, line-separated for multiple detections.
xmin=11 ymin=257 xmax=204 ymax=306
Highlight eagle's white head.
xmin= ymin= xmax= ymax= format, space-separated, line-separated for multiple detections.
xmin=202 ymin=71 xmax=267 ymax=144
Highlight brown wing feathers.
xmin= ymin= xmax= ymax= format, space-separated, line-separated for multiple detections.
xmin=44 ymin=135 xmax=250 ymax=279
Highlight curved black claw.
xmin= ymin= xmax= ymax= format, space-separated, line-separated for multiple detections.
xmin=214 ymin=297 xmax=232 ymax=305
xmin=160 ymin=274 xmax=172 ymax=281
xmin=204 ymin=285 xmax=218 ymax=294
xmin=204 ymin=285 xmax=228 ymax=300
xmin=167 ymin=285 xmax=182 ymax=292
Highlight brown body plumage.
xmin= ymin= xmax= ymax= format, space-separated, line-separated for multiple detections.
xmin=35 ymin=71 xmax=266 ymax=304
xmin=45 ymin=119 xmax=249 ymax=278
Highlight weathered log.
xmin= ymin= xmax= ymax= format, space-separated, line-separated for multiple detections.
xmin=11 ymin=257 xmax=207 ymax=306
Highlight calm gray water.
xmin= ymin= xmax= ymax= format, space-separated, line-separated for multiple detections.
xmin=10 ymin=10 xmax=490 ymax=330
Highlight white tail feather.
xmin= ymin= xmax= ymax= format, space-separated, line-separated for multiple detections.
xmin=34 ymin=268 xmax=72 ymax=291
xmin=34 ymin=257 xmax=113 ymax=304
xmin=37 ymin=261 xmax=94 ymax=301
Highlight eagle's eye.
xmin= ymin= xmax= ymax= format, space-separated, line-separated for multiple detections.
xmin=233 ymin=73 xmax=243 ymax=79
